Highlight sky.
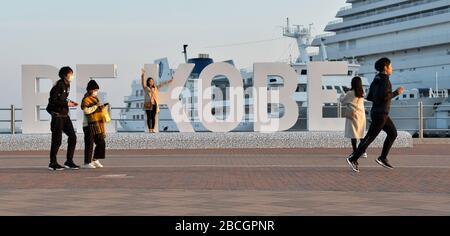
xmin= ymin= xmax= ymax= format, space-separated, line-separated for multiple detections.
xmin=0 ymin=0 xmax=347 ymax=108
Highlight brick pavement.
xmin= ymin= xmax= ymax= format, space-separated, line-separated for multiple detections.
xmin=0 ymin=144 xmax=449 ymax=216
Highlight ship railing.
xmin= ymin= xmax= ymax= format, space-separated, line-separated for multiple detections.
xmin=327 ymin=19 xmax=343 ymax=26
xmin=2 ymin=104 xmax=450 ymax=137
xmin=314 ymin=33 xmax=336 ymax=40
xmin=339 ymin=5 xmax=353 ymax=12
xmin=335 ymin=31 xmax=450 ymax=54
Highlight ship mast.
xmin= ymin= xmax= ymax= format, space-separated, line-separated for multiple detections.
xmin=182 ymin=44 xmax=189 ymax=63
xmin=283 ymin=18 xmax=313 ymax=64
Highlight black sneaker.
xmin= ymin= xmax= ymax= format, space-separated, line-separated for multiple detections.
xmin=64 ymin=161 xmax=80 ymax=170
xmin=346 ymin=155 xmax=360 ymax=173
xmin=49 ymin=163 xmax=65 ymax=171
xmin=376 ymin=158 xmax=394 ymax=170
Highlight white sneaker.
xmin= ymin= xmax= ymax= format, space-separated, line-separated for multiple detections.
xmin=83 ymin=163 xmax=97 ymax=169
xmin=93 ymin=160 xmax=104 ymax=168
xmin=362 ymin=153 xmax=368 ymax=158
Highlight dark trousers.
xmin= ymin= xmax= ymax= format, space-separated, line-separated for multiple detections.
xmin=83 ymin=127 xmax=106 ymax=164
xmin=145 ymin=104 xmax=157 ymax=130
xmin=351 ymin=139 xmax=360 ymax=152
xmin=50 ymin=116 xmax=77 ymax=164
xmin=351 ymin=113 xmax=398 ymax=161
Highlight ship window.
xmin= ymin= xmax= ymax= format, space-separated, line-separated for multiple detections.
xmin=410 ymin=94 xmax=415 ymax=99
xmin=348 ymin=40 xmax=356 ymax=49
xmin=296 ymin=84 xmax=307 ymax=92
xmin=269 ymin=79 xmax=277 ymax=83
xmin=403 ymin=94 xmax=407 ymax=98
xmin=335 ymin=86 xmax=343 ymax=93
xmin=141 ymin=115 xmax=144 ymax=120
xmin=136 ymin=91 xmax=139 ymax=97
xmin=326 ymin=86 xmax=333 ymax=90
xmin=339 ymin=42 xmax=347 ymax=51
xmin=322 ymin=86 xmax=325 ymax=90
xmin=136 ymin=104 xmax=139 ymax=108
xmin=301 ymin=70 xmax=307 ymax=75
xmin=348 ymin=71 xmax=353 ymax=76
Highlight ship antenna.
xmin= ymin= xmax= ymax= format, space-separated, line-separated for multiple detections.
xmin=283 ymin=18 xmax=312 ymax=63
xmin=182 ymin=44 xmax=189 ymax=63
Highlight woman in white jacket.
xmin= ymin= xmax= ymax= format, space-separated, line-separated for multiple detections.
xmin=141 ymin=69 xmax=173 ymax=133
xmin=340 ymin=77 xmax=368 ymax=158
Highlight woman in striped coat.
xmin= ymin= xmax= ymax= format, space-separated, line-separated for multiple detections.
xmin=81 ymin=80 xmax=108 ymax=169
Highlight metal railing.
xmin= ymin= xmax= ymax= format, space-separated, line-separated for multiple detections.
xmin=338 ymin=102 xmax=450 ymax=138
xmin=0 ymin=105 xmax=19 ymax=135
xmin=1 ymin=103 xmax=450 ymax=137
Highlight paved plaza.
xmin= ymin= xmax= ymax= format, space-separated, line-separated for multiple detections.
xmin=0 ymin=144 xmax=449 ymax=216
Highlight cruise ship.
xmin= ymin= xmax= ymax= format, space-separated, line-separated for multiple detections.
xmin=312 ymin=0 xmax=450 ymax=89
xmin=119 ymin=1 xmax=450 ymax=134
xmin=118 ymin=20 xmax=367 ymax=133
xmin=312 ymin=0 xmax=450 ymax=134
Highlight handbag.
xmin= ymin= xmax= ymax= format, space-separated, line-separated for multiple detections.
xmin=101 ymin=106 xmax=111 ymax=123
xmin=342 ymin=104 xmax=355 ymax=119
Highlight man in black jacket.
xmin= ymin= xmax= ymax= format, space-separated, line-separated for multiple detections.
xmin=46 ymin=67 xmax=80 ymax=171
xmin=347 ymin=58 xmax=404 ymax=173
